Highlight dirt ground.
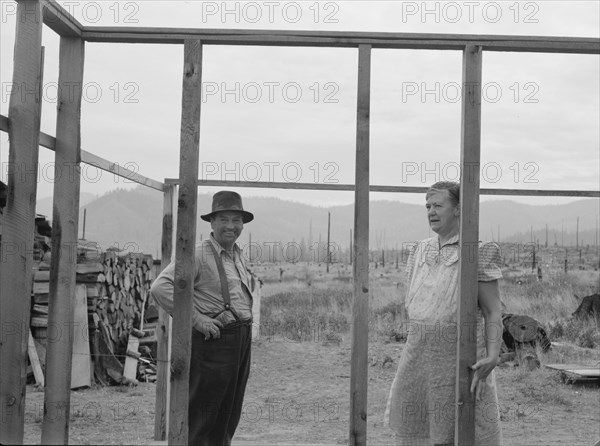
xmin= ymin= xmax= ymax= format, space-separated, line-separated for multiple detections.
xmin=22 ymin=334 xmax=600 ymax=445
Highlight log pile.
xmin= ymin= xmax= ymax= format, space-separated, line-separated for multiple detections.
xmin=30 ymin=242 xmax=157 ymax=386
xmin=89 ymin=248 xmax=156 ymax=355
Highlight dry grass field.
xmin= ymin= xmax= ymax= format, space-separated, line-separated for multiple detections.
xmin=22 ymin=246 xmax=600 ymax=445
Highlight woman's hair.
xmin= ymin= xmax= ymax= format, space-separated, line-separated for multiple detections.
xmin=426 ymin=181 xmax=460 ymax=206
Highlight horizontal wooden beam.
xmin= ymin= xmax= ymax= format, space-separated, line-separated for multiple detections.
xmin=81 ymin=27 xmax=600 ymax=54
xmin=42 ymin=0 xmax=82 ymax=37
xmin=478 ymin=188 xmax=600 ymax=197
xmin=0 ymin=114 xmax=163 ymax=191
xmin=163 ymin=178 xmax=599 ymax=197
xmin=81 ymin=150 xmax=164 ymax=192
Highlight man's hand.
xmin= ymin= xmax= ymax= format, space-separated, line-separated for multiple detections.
xmin=194 ymin=314 xmax=224 ymax=340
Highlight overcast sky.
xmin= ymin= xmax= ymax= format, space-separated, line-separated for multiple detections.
xmin=0 ymin=0 xmax=598 ymax=207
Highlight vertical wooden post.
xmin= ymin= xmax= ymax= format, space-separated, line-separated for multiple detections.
xmin=455 ymin=44 xmax=482 ymax=446
xmin=82 ymin=208 xmax=86 ymax=239
xmin=154 ymin=183 xmax=174 ymax=441
xmin=349 ymin=43 xmax=371 ymax=446
xmin=0 ymin=1 xmax=43 ymax=443
xmin=248 ymin=232 xmax=252 ymax=263
xmin=41 ymin=35 xmax=85 ymax=445
xmin=326 ymin=212 xmax=331 ymax=272
xmin=349 ymin=229 xmax=352 ymax=264
xmin=169 ymin=40 xmax=202 ymax=446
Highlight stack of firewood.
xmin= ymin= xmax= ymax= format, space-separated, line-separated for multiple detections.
xmin=90 ymin=249 xmax=155 ymax=354
xmin=30 ymin=243 xmax=157 ymax=386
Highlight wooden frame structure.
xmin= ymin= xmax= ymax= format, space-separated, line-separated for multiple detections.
xmin=0 ymin=1 xmax=598 ymax=445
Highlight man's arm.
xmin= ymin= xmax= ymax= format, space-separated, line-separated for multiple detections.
xmin=150 ymin=261 xmax=176 ymax=315
xmin=150 ymin=260 xmax=223 ymax=339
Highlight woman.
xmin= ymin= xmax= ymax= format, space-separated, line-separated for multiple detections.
xmin=385 ymin=181 xmax=503 ymax=445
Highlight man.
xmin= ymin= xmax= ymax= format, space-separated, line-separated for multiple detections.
xmin=150 ymin=190 xmax=255 ymax=446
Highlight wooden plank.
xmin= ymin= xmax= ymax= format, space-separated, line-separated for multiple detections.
xmin=170 ymin=177 xmax=600 ymax=198
xmin=455 ymin=44 xmax=483 ymax=446
xmin=76 ymin=262 xmax=104 ymax=274
xmin=31 ymin=316 xmax=48 ymax=327
xmin=545 ymin=363 xmax=600 ymax=378
xmin=0 ymin=115 xmax=163 ymax=191
xmin=28 ymin=330 xmax=45 ymax=387
xmin=169 ymin=39 xmax=202 ymax=446
xmin=80 ymin=27 xmax=600 ymax=54
xmin=349 ymin=44 xmax=371 ymax=446
xmin=82 ymin=149 xmax=164 ymax=191
xmin=41 ymin=0 xmax=82 ymax=37
xmin=41 ymin=35 xmax=85 ymax=445
xmin=122 ymin=336 xmax=140 ymax=380
xmin=70 ymin=285 xmax=91 ymax=389
xmin=251 ymin=284 xmax=261 ymax=340
xmin=154 ymin=184 xmax=174 ymax=441
xmin=123 ymin=287 xmax=148 ymax=382
xmin=33 ymin=293 xmax=49 ymax=304
xmin=34 ymin=269 xmax=50 ymax=281
xmin=0 ymin=1 xmax=43 ymax=443
xmin=32 ymin=304 xmax=49 ymax=315
xmin=34 ymin=281 xmax=50 ymax=294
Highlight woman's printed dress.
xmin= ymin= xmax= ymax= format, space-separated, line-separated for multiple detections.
xmin=385 ymin=235 xmax=503 ymax=445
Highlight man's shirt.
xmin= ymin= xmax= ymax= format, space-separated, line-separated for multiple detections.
xmin=150 ymin=235 xmax=254 ymax=328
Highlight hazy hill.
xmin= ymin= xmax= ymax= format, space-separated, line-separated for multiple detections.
xmin=36 ymin=192 xmax=97 ymax=219
xmin=34 ymin=187 xmax=600 ymax=257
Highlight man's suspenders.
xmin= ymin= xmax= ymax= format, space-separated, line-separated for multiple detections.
xmin=207 ymin=242 xmax=241 ymax=322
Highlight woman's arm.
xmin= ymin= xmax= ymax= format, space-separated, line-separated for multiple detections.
xmin=470 ymin=279 xmax=503 ymax=399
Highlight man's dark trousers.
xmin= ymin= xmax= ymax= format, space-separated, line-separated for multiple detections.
xmin=188 ymin=321 xmax=252 ymax=446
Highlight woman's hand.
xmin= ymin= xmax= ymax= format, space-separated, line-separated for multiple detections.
xmin=473 ymin=280 xmax=503 ymax=400
xmin=470 ymin=356 xmax=499 ymax=400
xmin=194 ymin=313 xmax=224 ymax=340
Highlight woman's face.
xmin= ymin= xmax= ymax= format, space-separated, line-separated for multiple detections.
xmin=425 ymin=190 xmax=460 ymax=237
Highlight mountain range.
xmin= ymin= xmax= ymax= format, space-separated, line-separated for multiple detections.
xmin=34 ymin=187 xmax=600 ymax=258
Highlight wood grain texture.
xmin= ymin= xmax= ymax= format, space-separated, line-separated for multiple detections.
xmin=0 ymin=1 xmax=43 ymax=442
xmin=69 ymin=285 xmax=91 ymax=389
xmin=455 ymin=44 xmax=483 ymax=446
xmin=28 ymin=330 xmax=45 ymax=387
xmin=82 ymin=150 xmax=164 ymax=191
xmin=154 ymin=184 xmax=174 ymax=441
xmin=41 ymin=0 xmax=82 ymax=37
xmin=0 ymin=115 xmax=163 ymax=191
xmin=163 ymin=177 xmax=600 ymax=197
xmin=41 ymin=35 xmax=85 ymax=445
xmin=81 ymin=27 xmax=599 ymax=54
xmin=169 ymin=40 xmax=202 ymax=446
xmin=349 ymin=44 xmax=371 ymax=446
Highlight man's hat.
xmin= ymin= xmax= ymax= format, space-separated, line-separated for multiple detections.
xmin=200 ymin=191 xmax=254 ymax=223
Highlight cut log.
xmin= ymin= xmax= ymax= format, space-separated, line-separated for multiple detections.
xmin=32 ymin=304 xmax=49 ymax=315
xmin=76 ymin=272 xmax=103 ymax=283
xmin=76 ymin=262 xmax=104 ymax=274
xmin=33 ymin=282 xmax=49 ymax=294
xmin=131 ymin=328 xmax=145 ymax=338
xmin=33 ymin=294 xmax=49 ymax=304
xmin=31 ymin=316 xmax=48 ymax=327
xmin=34 ymin=270 xmax=50 ymax=281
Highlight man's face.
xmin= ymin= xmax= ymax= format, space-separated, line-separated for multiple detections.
xmin=211 ymin=211 xmax=244 ymax=249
